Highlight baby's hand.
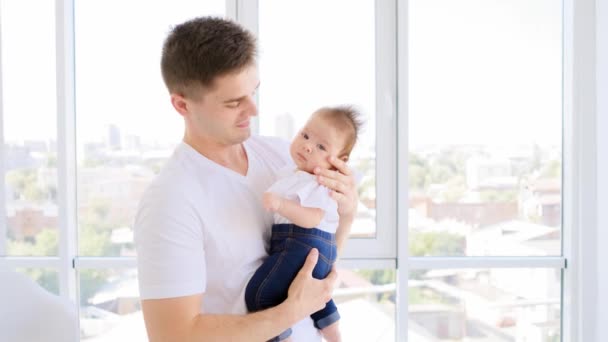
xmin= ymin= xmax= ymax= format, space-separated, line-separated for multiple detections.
xmin=263 ymin=192 xmax=283 ymax=212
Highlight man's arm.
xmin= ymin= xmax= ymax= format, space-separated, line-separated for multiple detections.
xmin=141 ymin=249 xmax=336 ymax=342
xmin=314 ymin=157 xmax=359 ymax=255
xmin=262 ymin=192 xmax=324 ymax=228
xmin=335 ymin=213 xmax=354 ymax=255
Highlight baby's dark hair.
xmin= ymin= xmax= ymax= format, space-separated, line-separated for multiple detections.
xmin=315 ymin=105 xmax=364 ymax=161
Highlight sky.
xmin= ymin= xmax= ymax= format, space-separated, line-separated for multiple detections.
xmin=0 ymin=0 xmax=562 ymax=149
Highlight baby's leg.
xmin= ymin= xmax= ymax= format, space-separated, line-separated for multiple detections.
xmin=320 ymin=321 xmax=341 ymax=342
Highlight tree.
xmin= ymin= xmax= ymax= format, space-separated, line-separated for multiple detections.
xmin=479 ymin=189 xmax=518 ymax=203
xmin=8 ymin=228 xmax=58 ymax=256
xmin=409 ymin=231 xmax=465 ymax=257
xmin=539 ymin=159 xmax=561 ymax=179
xmin=6 ymin=169 xmax=49 ymax=203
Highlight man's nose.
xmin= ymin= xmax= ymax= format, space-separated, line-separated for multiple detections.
xmin=243 ymin=95 xmax=258 ymax=117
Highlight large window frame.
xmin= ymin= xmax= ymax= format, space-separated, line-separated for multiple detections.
xmin=0 ymin=0 xmax=602 ymax=341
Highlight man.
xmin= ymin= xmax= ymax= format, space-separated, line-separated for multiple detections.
xmin=134 ymin=17 xmax=358 ymax=341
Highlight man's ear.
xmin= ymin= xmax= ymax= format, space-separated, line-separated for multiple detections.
xmin=170 ymin=93 xmax=189 ymax=117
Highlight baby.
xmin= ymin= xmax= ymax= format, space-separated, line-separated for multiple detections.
xmin=245 ymin=105 xmax=363 ymax=342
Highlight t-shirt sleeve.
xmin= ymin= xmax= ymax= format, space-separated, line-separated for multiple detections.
xmin=296 ymin=182 xmax=333 ymax=211
xmin=134 ymin=184 xmax=206 ymax=300
xmin=297 ymin=183 xmax=339 ymax=230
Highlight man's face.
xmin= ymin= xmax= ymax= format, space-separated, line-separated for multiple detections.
xmin=183 ymin=65 xmax=260 ymax=146
xmin=290 ymin=114 xmax=348 ymax=173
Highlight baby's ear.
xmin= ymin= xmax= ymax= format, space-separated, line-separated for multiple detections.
xmin=339 ymin=155 xmax=349 ymax=163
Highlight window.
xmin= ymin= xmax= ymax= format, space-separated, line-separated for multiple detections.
xmin=1 ymin=0 xmax=58 ymax=257
xmin=258 ymin=0 xmax=396 ymax=259
xmin=405 ymin=0 xmax=565 ymax=340
xmin=0 ymin=1 xmax=591 ymax=341
xmin=73 ymin=0 xmax=225 ymax=337
xmin=75 ymin=0 xmax=225 ymax=257
xmin=409 ymin=0 xmax=562 ymax=257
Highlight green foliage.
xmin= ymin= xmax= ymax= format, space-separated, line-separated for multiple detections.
xmin=46 ymin=154 xmax=57 ymax=168
xmin=79 ymin=269 xmax=111 ymax=306
xmin=8 ymin=228 xmax=58 ymax=256
xmin=355 ymin=269 xmax=396 ymax=302
xmin=6 ymin=168 xmax=51 ymax=203
xmin=7 ymin=169 xmax=35 ymax=200
xmin=539 ymin=159 xmax=561 ymax=179
xmin=409 ymin=286 xmax=457 ymax=306
xmin=439 ymin=175 xmax=467 ymax=202
xmin=479 ymin=189 xmax=518 ymax=203
xmin=409 ymin=230 xmax=465 ymax=257
xmin=9 ymin=229 xmax=60 ymax=296
xmin=8 ymin=201 xmax=118 ymax=305
xmin=77 ymin=199 xmax=121 ymax=304
xmin=356 ymin=269 xmax=395 ymax=286
xmin=408 ymin=149 xmax=469 ymax=194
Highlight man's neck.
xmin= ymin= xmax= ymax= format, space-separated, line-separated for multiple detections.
xmin=183 ymin=135 xmax=249 ymax=176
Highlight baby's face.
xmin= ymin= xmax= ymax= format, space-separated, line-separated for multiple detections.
xmin=290 ymin=114 xmax=347 ymax=173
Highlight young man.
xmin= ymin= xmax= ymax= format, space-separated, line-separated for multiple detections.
xmin=134 ymin=17 xmax=358 ymax=341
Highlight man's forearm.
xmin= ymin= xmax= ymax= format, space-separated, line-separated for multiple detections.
xmin=335 ymin=214 xmax=354 ymax=255
xmin=180 ymin=302 xmax=299 ymax=342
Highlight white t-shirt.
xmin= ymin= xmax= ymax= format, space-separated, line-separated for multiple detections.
xmin=267 ymin=167 xmax=339 ymax=233
xmin=134 ymin=135 xmax=321 ymax=341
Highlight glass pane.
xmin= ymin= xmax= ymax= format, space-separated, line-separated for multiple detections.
xmin=409 ymin=268 xmax=561 ymax=342
xmin=1 ymin=0 xmax=58 ymax=256
xmin=408 ymin=0 xmax=562 ymax=256
xmin=16 ymin=267 xmax=59 ymax=295
xmin=339 ymin=268 xmax=395 ymax=341
xmin=259 ymin=0 xmax=377 ymax=238
xmin=80 ymin=268 xmax=145 ymax=341
xmin=74 ymin=1 xmax=225 ymax=256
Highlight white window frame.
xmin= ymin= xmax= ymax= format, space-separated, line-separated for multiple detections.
xmin=237 ymin=0 xmax=398 ymax=260
xmin=0 ymin=4 xmax=5 ymax=258
xmin=0 ymin=0 xmax=603 ymax=341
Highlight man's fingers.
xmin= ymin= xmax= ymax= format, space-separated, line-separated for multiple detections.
xmin=325 ymin=266 xmax=338 ymax=284
xmin=322 ymin=267 xmax=338 ymax=301
xmin=299 ymin=248 xmax=319 ymax=276
xmin=329 ymin=190 xmax=346 ymax=204
xmin=316 ymin=169 xmax=349 ymax=185
xmin=327 ymin=157 xmax=352 ymax=176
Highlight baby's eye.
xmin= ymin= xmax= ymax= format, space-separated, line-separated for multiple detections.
xmin=302 ymin=133 xmax=309 ymax=139
xmin=317 ymin=144 xmax=326 ymax=151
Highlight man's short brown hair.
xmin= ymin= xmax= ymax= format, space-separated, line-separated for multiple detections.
xmin=315 ymin=105 xmax=364 ymax=160
xmin=161 ymin=17 xmax=257 ymax=99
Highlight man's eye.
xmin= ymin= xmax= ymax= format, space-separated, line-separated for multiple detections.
xmin=227 ymin=102 xmax=240 ymax=108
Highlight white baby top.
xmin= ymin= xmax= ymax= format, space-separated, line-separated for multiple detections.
xmin=267 ymin=167 xmax=339 ymax=234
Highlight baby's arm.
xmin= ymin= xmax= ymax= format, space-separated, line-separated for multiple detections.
xmin=263 ymin=192 xmax=324 ymax=228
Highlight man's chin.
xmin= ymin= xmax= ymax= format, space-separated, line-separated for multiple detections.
xmin=230 ymin=130 xmax=251 ymax=144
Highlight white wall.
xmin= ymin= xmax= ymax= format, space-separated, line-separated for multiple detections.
xmin=596 ymin=0 xmax=608 ymax=340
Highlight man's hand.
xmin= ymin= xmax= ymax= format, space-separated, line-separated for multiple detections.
xmin=315 ymin=157 xmax=358 ymax=254
xmin=314 ymin=156 xmax=358 ymax=220
xmin=285 ymin=249 xmax=337 ymax=319
xmin=262 ymin=192 xmax=283 ymax=212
